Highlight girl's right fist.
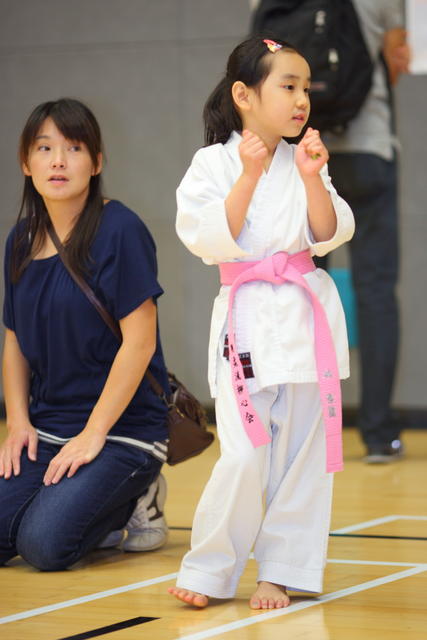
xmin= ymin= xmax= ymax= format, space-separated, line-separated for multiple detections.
xmin=239 ymin=130 xmax=268 ymax=179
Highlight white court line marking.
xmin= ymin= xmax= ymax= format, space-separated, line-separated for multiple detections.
xmin=331 ymin=515 xmax=400 ymax=533
xmin=328 ymin=558 xmax=423 ymax=567
xmin=1 ymin=559 xmax=425 ymax=627
xmin=332 ymin=514 xmax=427 ymax=534
xmin=0 ymin=572 xmax=178 ymax=625
xmin=173 ymin=565 xmax=427 ymax=640
xmin=2 ymin=514 xmax=425 ymax=627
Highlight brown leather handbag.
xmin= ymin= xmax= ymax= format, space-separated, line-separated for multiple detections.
xmin=47 ymin=222 xmax=214 ymax=465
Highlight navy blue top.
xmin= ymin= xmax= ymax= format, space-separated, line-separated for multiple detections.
xmin=3 ymin=200 xmax=169 ymax=449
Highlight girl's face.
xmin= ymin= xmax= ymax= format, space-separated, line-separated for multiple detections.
xmin=22 ymin=117 xmax=101 ymax=211
xmin=244 ymin=50 xmax=311 ymax=144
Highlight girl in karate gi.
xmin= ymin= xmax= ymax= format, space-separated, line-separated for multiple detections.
xmin=169 ymin=37 xmax=355 ymax=609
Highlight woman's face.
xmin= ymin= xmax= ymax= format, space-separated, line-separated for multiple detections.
xmin=22 ymin=117 xmax=101 ymax=211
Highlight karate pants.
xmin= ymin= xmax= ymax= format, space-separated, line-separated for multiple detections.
xmin=176 ymin=356 xmax=334 ymax=598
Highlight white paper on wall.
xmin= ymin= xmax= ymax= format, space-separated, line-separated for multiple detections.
xmin=407 ymin=0 xmax=427 ymax=74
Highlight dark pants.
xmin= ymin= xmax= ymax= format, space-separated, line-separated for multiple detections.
xmin=0 ymin=440 xmax=161 ymax=570
xmin=317 ymin=153 xmax=400 ymax=447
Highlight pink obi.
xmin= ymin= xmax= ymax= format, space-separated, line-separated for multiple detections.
xmin=219 ymin=250 xmax=343 ymax=473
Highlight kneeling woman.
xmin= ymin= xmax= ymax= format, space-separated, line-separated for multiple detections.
xmin=0 ymin=98 xmax=169 ymax=570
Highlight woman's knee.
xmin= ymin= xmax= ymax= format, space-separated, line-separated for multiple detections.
xmin=0 ymin=525 xmax=18 ymax=566
xmin=16 ymin=516 xmax=76 ymax=571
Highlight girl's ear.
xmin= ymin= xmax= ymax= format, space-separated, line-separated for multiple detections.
xmin=231 ymin=81 xmax=251 ymax=112
xmin=22 ymin=161 xmax=31 ymax=177
xmin=93 ymin=152 xmax=103 ymax=176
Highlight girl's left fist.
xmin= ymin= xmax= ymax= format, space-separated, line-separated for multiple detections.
xmin=295 ymin=127 xmax=329 ymax=177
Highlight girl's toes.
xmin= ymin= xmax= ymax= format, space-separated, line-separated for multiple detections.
xmin=193 ymin=594 xmax=209 ymax=608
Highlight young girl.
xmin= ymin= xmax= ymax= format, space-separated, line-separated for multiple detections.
xmin=169 ymin=37 xmax=354 ymax=609
xmin=0 ymin=98 xmax=169 ymax=570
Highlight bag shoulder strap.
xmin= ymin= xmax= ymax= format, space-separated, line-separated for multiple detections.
xmin=47 ymin=220 xmax=167 ymax=401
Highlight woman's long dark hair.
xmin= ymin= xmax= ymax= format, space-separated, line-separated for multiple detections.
xmin=203 ymin=36 xmax=298 ymax=146
xmin=12 ymin=98 xmax=105 ymax=282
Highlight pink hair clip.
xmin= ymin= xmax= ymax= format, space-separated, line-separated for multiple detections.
xmin=263 ymin=39 xmax=283 ymax=53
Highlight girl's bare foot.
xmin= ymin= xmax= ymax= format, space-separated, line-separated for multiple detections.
xmin=168 ymin=586 xmax=209 ymax=608
xmin=249 ymin=581 xmax=290 ymax=609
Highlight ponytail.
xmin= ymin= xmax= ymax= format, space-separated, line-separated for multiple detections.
xmin=203 ymin=77 xmax=242 ymax=146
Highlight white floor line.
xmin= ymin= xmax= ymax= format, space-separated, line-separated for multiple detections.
xmin=172 ymin=566 xmax=427 ymax=640
xmin=331 ymin=515 xmax=399 ymax=533
xmin=2 ymin=558 xmax=425 ymax=627
xmin=328 ymin=558 xmax=427 ymax=568
xmin=248 ymin=554 xmax=425 ymax=566
xmin=2 ymin=511 xmax=425 ymax=627
xmin=0 ymin=572 xmax=178 ymax=625
xmin=332 ymin=514 xmax=427 ymax=534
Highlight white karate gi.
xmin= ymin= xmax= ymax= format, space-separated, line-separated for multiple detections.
xmin=176 ymin=131 xmax=355 ymax=596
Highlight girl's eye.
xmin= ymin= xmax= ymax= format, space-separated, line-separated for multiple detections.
xmin=304 ymin=87 xmax=311 ymax=95
xmin=38 ymin=145 xmax=50 ymax=151
xmin=282 ymin=84 xmax=294 ymax=91
xmin=70 ymin=144 xmax=81 ymax=152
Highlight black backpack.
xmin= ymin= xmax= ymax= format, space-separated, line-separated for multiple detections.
xmin=251 ymin=0 xmax=373 ymax=133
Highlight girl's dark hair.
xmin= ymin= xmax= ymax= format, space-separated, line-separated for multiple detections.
xmin=203 ymin=36 xmax=299 ymax=146
xmin=12 ymin=98 xmax=104 ymax=282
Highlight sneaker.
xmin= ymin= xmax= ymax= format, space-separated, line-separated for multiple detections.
xmin=97 ymin=529 xmax=126 ymax=549
xmin=123 ymin=473 xmax=168 ymax=552
xmin=363 ymin=440 xmax=404 ymax=464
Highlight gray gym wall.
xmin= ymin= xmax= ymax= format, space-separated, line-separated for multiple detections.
xmin=1 ymin=0 xmax=426 ymax=417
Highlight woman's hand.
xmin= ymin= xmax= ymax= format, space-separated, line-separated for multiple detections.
xmin=239 ymin=130 xmax=268 ymax=180
xmin=43 ymin=429 xmax=107 ymax=485
xmin=295 ymin=127 xmax=329 ymax=178
xmin=0 ymin=422 xmax=38 ymax=479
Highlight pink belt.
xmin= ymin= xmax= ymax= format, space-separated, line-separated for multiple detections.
xmin=219 ymin=250 xmax=343 ymax=473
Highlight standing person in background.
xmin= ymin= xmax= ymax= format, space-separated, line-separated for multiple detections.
xmin=0 ymin=98 xmax=168 ymax=571
xmin=322 ymin=0 xmax=410 ymax=463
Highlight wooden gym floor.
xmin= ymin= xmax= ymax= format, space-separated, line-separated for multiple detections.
xmin=0 ymin=423 xmax=426 ymax=640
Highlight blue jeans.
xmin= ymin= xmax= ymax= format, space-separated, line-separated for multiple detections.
xmin=317 ymin=153 xmax=399 ymax=447
xmin=0 ymin=440 xmax=161 ymax=570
